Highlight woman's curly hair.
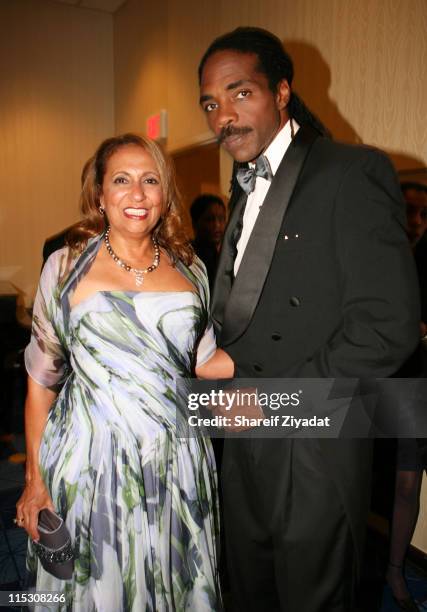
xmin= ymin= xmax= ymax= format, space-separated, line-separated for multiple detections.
xmin=67 ymin=133 xmax=193 ymax=266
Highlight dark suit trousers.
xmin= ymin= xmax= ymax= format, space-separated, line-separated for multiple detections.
xmin=222 ymin=437 xmax=356 ymax=612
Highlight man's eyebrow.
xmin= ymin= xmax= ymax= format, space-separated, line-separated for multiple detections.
xmin=199 ymin=79 xmax=256 ymax=105
xmin=199 ymin=94 xmax=213 ymax=105
xmin=225 ymin=79 xmax=253 ymax=91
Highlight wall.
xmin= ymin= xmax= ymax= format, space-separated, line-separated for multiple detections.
xmin=0 ymin=0 xmax=114 ymax=303
xmin=171 ymin=143 xmax=220 ymax=235
xmin=114 ymin=0 xmax=168 ymax=137
xmin=114 ymin=0 xmax=427 ymax=170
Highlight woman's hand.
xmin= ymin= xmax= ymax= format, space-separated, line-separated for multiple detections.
xmin=16 ymin=477 xmax=55 ymax=541
xmin=17 ymin=377 xmax=57 ymax=540
xmin=196 ymin=348 xmax=235 ymax=379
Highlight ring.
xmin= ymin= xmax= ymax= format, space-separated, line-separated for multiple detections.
xmin=13 ymin=517 xmax=24 ymax=525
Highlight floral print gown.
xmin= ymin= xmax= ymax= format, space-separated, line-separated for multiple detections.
xmin=24 ymin=234 xmax=220 ymax=611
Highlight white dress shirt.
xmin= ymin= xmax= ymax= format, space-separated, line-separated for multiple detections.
xmin=234 ymin=119 xmax=300 ymax=276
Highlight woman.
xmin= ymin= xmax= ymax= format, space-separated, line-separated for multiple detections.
xmin=16 ymin=133 xmax=233 ymax=610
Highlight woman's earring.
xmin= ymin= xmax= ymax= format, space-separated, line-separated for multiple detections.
xmin=99 ymin=205 xmax=105 ymax=215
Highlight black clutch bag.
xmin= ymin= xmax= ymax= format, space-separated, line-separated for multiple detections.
xmin=33 ymin=509 xmax=74 ymax=580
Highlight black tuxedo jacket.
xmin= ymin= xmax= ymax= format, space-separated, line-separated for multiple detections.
xmin=212 ymin=125 xmax=420 ymax=567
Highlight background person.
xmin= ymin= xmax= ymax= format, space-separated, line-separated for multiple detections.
xmin=403 ymin=181 xmax=427 ymax=251
xmin=386 ymin=182 xmax=427 ymax=611
xmin=403 ymin=181 xmax=427 ymax=338
xmin=190 ymin=193 xmax=226 ymax=290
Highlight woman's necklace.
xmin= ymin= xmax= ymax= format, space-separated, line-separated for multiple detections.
xmin=104 ymin=226 xmax=160 ymax=287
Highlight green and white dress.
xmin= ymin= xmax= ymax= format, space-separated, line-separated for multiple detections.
xmin=25 ymin=234 xmax=220 ymax=611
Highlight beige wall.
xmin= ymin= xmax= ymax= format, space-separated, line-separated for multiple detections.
xmin=114 ymin=0 xmax=427 ymax=170
xmin=114 ymin=0 xmax=168 ymax=136
xmin=3 ymin=0 xmax=425 ymax=300
xmin=0 ymin=0 xmax=114 ymax=303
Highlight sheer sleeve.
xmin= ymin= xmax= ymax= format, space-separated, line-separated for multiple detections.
xmin=191 ymin=256 xmax=217 ymax=367
xmin=24 ymin=250 xmax=69 ymax=390
xmin=196 ymin=320 xmax=217 ymax=367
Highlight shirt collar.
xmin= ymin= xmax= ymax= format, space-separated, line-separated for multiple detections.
xmin=250 ymin=118 xmax=300 ymax=175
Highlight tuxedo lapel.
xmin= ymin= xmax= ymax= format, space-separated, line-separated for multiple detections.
xmin=220 ymin=125 xmax=320 ymax=346
xmin=211 ymin=190 xmax=246 ymax=335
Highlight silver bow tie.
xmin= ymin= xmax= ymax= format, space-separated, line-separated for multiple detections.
xmin=236 ymin=154 xmax=273 ymax=195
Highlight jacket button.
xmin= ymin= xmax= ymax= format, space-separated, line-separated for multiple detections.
xmin=271 ymin=333 xmax=282 ymax=341
xmin=289 ymin=296 xmax=301 ymax=307
xmin=253 ymin=364 xmax=263 ymax=372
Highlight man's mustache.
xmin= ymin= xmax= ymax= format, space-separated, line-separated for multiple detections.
xmin=217 ymin=125 xmax=252 ymax=145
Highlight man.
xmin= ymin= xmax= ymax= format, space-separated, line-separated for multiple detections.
xmin=190 ymin=193 xmax=226 ymax=289
xmin=198 ymin=27 xmax=420 ymax=611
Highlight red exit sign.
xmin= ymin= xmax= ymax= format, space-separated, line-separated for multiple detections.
xmin=146 ymin=110 xmax=168 ymax=141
